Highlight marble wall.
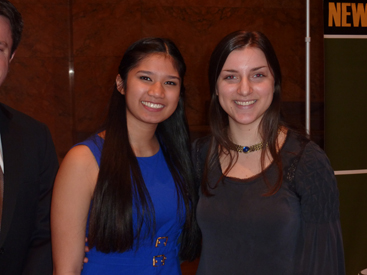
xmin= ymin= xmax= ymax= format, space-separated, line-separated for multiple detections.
xmin=0 ymin=0 xmax=324 ymax=159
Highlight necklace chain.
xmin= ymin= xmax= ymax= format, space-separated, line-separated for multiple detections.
xmin=231 ymin=129 xmax=281 ymax=154
xmin=232 ymin=141 xmax=268 ymax=154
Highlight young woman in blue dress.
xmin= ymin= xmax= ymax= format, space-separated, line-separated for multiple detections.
xmin=51 ymin=38 xmax=199 ymax=275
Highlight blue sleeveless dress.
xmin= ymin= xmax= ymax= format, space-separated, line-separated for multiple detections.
xmin=78 ymin=135 xmax=185 ymax=275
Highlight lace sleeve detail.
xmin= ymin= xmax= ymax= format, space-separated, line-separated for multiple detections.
xmin=293 ymin=142 xmax=345 ymax=274
xmin=294 ymin=142 xmax=340 ymax=223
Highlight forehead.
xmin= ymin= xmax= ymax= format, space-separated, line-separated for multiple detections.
xmin=134 ymin=53 xmax=179 ymax=73
xmin=0 ymin=15 xmax=13 ymax=47
xmin=223 ymin=47 xmax=268 ymax=68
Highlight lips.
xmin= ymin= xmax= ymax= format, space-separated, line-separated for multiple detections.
xmin=234 ymin=100 xmax=257 ymax=106
xmin=142 ymin=101 xmax=164 ymax=109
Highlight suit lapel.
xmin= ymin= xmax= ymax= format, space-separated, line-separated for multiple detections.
xmin=0 ymin=105 xmax=24 ymax=247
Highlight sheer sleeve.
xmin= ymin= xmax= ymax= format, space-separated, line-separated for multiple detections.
xmin=294 ymin=142 xmax=345 ymax=275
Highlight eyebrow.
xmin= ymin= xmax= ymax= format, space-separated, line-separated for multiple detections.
xmin=0 ymin=41 xmax=9 ymax=47
xmin=222 ymin=66 xmax=268 ymax=73
xmin=167 ymin=75 xmax=181 ymax=80
xmin=221 ymin=69 xmax=237 ymax=73
xmin=137 ymin=70 xmax=180 ymax=80
xmin=250 ymin=66 xmax=268 ymax=71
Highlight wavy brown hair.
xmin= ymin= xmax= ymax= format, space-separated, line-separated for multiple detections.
xmin=203 ymin=30 xmax=288 ymax=196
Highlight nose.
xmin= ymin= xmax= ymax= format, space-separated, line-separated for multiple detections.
xmin=237 ymin=78 xmax=252 ymax=96
xmin=148 ymin=82 xmax=165 ymax=98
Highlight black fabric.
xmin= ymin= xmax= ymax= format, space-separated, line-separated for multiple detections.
xmin=192 ymin=131 xmax=345 ymax=275
xmin=0 ymin=166 xmax=3 ymax=230
xmin=192 ymin=135 xmax=210 ymax=191
xmin=0 ymin=103 xmax=58 ymax=275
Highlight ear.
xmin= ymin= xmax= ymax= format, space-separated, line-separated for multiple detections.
xmin=9 ymin=51 xmax=15 ymax=63
xmin=116 ymin=74 xmax=124 ymax=95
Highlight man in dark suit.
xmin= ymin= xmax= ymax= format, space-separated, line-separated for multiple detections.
xmin=0 ymin=1 xmax=59 ymax=274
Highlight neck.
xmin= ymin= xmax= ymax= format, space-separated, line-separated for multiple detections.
xmin=228 ymin=121 xmax=262 ymax=146
xmin=127 ymin=121 xmax=160 ymax=157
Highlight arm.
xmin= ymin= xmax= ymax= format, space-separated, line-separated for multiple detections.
xmin=51 ymin=145 xmax=98 ymax=275
xmin=22 ymin=125 xmax=59 ymax=275
xmin=294 ymin=143 xmax=345 ymax=275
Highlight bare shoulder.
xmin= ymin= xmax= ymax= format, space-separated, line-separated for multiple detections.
xmin=54 ymin=145 xmax=99 ymax=197
xmin=63 ymin=145 xmax=98 ymax=172
xmin=63 ymin=144 xmax=98 ymax=166
xmin=276 ymin=126 xmax=288 ymax=150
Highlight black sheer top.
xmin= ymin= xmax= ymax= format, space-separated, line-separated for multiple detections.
xmin=193 ymin=131 xmax=345 ymax=275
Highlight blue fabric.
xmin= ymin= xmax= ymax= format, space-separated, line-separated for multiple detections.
xmin=78 ymin=135 xmax=184 ymax=275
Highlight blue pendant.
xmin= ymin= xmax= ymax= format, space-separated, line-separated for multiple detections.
xmin=243 ymin=146 xmax=250 ymax=153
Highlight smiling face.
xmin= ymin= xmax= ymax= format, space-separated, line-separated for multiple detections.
xmin=0 ymin=15 xmax=14 ymax=87
xmin=116 ymin=53 xmax=181 ymax=129
xmin=216 ymin=46 xmax=275 ymax=131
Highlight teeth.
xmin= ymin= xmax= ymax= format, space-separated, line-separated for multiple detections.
xmin=142 ymin=101 xmax=164 ymax=109
xmin=235 ymin=100 xmax=256 ymax=106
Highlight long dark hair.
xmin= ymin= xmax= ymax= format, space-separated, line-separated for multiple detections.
xmin=203 ymin=30 xmax=287 ymax=196
xmin=88 ymin=37 xmax=200 ymax=260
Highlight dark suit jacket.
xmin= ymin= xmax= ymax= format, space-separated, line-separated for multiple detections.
xmin=0 ymin=103 xmax=58 ymax=275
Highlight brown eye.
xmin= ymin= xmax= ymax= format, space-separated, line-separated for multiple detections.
xmin=225 ymin=75 xmax=235 ymax=79
xmin=140 ymin=76 xmax=151 ymax=81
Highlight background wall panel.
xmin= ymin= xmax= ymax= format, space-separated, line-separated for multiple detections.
xmin=324 ymin=2 xmax=367 ymax=274
xmin=0 ymin=0 xmax=325 ymax=160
